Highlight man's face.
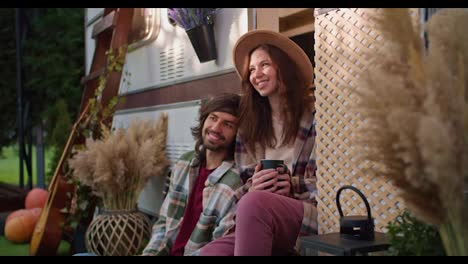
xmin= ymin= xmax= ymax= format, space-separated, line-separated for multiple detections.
xmin=202 ymin=111 xmax=238 ymax=152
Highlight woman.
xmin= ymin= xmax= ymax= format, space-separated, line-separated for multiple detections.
xmin=200 ymin=29 xmax=317 ymax=256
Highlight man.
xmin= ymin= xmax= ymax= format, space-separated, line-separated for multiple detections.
xmin=142 ymin=93 xmax=242 ymax=256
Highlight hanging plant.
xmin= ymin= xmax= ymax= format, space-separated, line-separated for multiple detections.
xmin=167 ymin=8 xmax=220 ymax=63
xmin=167 ymin=8 xmax=218 ymax=30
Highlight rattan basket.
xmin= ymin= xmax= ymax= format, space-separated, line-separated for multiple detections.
xmin=85 ymin=209 xmax=152 ymax=256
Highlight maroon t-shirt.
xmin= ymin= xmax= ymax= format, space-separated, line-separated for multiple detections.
xmin=170 ymin=163 xmax=214 ymax=256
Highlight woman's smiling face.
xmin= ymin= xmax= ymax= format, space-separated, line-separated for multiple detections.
xmin=248 ymin=47 xmax=279 ymax=97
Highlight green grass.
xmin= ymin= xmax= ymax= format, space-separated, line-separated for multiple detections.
xmin=0 ymin=235 xmax=71 ymax=256
xmin=0 ymin=145 xmax=54 ymax=186
xmin=0 ymin=235 xmax=31 ymax=256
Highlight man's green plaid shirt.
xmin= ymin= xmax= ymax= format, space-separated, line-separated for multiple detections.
xmin=142 ymin=151 xmax=242 ymax=256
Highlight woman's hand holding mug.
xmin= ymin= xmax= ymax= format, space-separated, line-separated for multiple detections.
xmin=249 ymin=160 xmax=291 ymax=196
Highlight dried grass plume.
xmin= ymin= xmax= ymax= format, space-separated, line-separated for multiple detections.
xmin=68 ymin=114 xmax=170 ymax=210
xmin=350 ymin=8 xmax=467 ymax=255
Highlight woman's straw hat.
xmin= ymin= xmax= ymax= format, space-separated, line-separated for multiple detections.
xmin=233 ymin=29 xmax=314 ymax=88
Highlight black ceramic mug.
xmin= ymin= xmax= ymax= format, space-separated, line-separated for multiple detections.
xmin=259 ymin=160 xmax=289 ymax=190
xmin=260 ymin=159 xmax=288 ymax=174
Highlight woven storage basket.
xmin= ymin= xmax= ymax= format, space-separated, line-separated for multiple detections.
xmin=85 ymin=209 xmax=152 ymax=256
xmin=313 ymin=8 xmax=420 ymax=234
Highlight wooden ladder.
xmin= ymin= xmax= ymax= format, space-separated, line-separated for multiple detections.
xmin=29 ymin=8 xmax=134 ymax=256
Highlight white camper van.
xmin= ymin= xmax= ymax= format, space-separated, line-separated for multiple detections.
xmin=84 ymin=8 xmax=316 ymax=217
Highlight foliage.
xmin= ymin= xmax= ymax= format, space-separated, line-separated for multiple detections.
xmin=23 ymin=9 xmax=84 ymax=129
xmin=351 ymin=8 xmax=468 ymax=255
xmin=45 ymin=99 xmax=72 ymax=184
xmin=0 ymin=9 xmax=18 ymax=155
xmin=386 ymin=210 xmax=446 ymax=256
xmin=167 ymin=8 xmax=218 ymax=30
xmin=86 ymin=47 xmax=126 ymax=137
xmin=23 ymin=9 xmax=84 ymax=184
xmin=0 ymin=8 xmax=84 ymax=177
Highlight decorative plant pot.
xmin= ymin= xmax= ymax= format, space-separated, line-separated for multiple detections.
xmin=85 ymin=209 xmax=152 ymax=256
xmin=186 ymin=23 xmax=217 ymax=63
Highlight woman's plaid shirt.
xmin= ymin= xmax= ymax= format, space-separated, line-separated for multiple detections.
xmin=234 ymin=109 xmax=318 ymax=235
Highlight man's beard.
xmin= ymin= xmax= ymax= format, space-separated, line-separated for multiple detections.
xmin=203 ymin=137 xmax=228 ymax=152
xmin=202 ymin=130 xmax=228 ymax=152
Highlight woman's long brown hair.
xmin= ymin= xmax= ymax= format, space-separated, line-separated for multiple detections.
xmin=238 ymin=44 xmax=312 ymax=155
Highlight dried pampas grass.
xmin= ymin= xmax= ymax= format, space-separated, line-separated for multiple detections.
xmin=351 ymin=8 xmax=467 ymax=255
xmin=68 ymin=114 xmax=170 ymax=210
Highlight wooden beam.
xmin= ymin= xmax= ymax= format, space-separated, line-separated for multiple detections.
xmin=92 ymin=10 xmax=116 ymax=39
xmin=279 ymin=8 xmax=310 ymax=18
xmin=256 ymin=8 xmax=279 ymax=32
xmin=116 ymin=72 xmax=241 ymax=111
xmin=279 ymin=8 xmax=314 ymax=37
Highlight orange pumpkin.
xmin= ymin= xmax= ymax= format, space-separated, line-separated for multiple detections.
xmin=6 ymin=208 xmax=41 ymax=225
xmin=5 ymin=209 xmax=27 ymax=225
xmin=25 ymin=188 xmax=48 ymax=209
xmin=4 ymin=208 xmax=42 ymax=243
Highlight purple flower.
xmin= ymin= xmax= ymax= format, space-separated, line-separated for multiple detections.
xmin=167 ymin=8 xmax=218 ymax=30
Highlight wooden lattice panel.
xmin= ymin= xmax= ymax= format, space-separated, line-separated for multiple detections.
xmin=313 ymin=8 xmax=419 ymax=234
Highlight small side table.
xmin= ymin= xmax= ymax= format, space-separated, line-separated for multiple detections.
xmin=300 ymin=232 xmax=390 ymax=256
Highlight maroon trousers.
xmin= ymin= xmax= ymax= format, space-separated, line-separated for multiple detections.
xmin=200 ymin=191 xmax=304 ymax=256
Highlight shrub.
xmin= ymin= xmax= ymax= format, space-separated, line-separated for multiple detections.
xmin=386 ymin=210 xmax=446 ymax=256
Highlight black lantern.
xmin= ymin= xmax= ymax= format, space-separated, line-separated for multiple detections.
xmin=336 ymin=185 xmax=375 ymax=240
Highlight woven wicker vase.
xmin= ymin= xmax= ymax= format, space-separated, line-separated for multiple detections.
xmin=85 ymin=208 xmax=152 ymax=256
